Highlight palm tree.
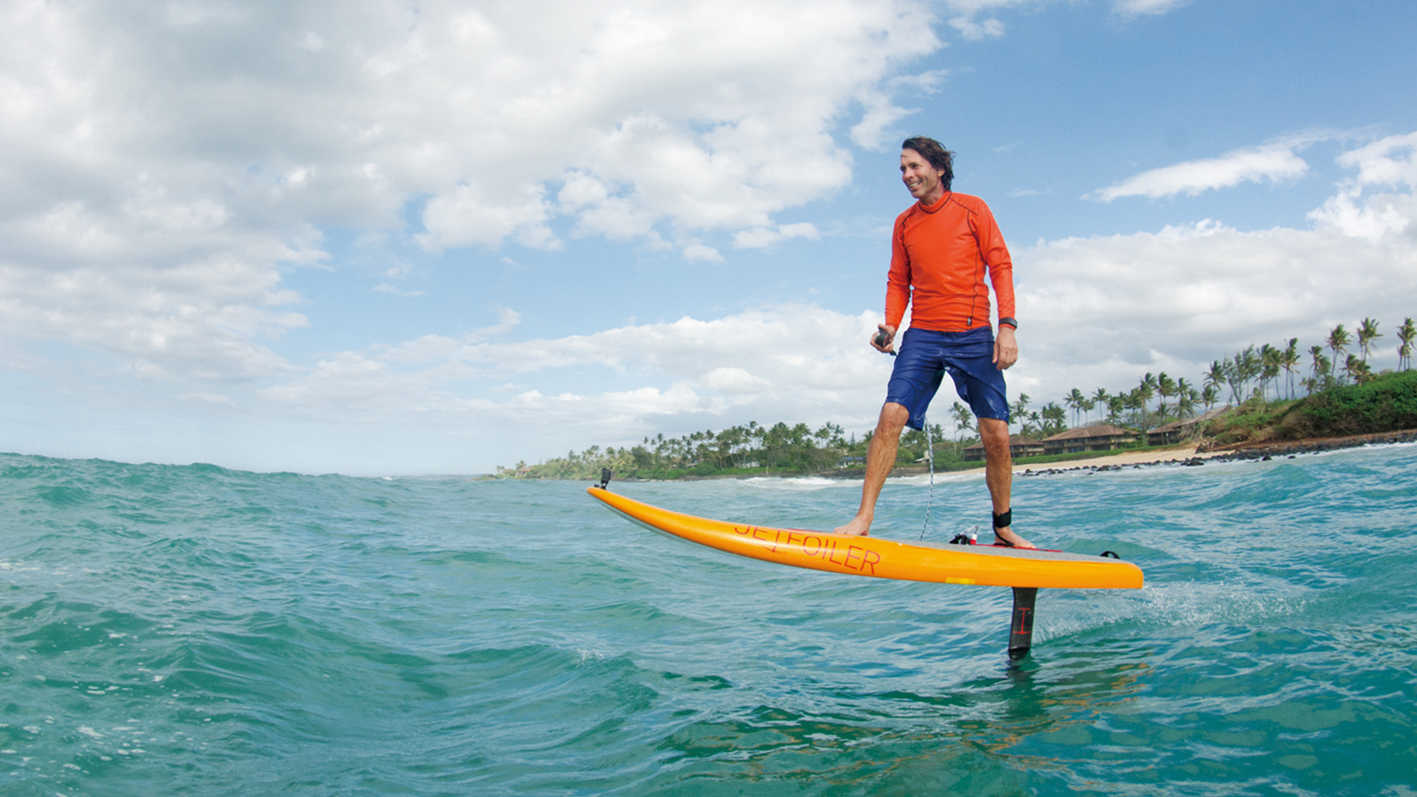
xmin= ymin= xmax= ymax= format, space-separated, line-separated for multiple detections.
xmin=1107 ymin=395 xmax=1127 ymax=425
xmin=1204 ymin=361 xmax=1227 ymax=406
xmin=1398 ymin=317 xmax=1416 ymax=371
xmin=1344 ymin=353 xmax=1372 ymax=384
xmin=1024 ymin=410 xmax=1043 ymax=437
xmin=1176 ymin=377 xmax=1196 ymax=418
xmin=1259 ymin=343 xmax=1282 ymax=401
xmin=1213 ymin=359 xmax=1235 ymax=405
xmin=1201 ymin=381 xmax=1220 ymax=410
xmin=1308 ymin=345 xmax=1327 ymax=390
xmin=1328 ymin=324 xmax=1351 ymax=382
xmin=1010 ymin=393 xmax=1031 ymax=433
xmin=1281 ymin=337 xmax=1300 ymax=399
xmin=1040 ymin=402 xmax=1067 ymax=436
xmin=814 ymin=422 xmax=845 ymax=450
xmin=1217 ymin=348 xmax=1254 ymax=404
xmin=1235 ymin=346 xmax=1261 ymax=401
xmin=1124 ymin=389 xmax=1146 ymax=427
xmin=1156 ymin=372 xmax=1176 ymax=418
xmin=950 ymin=401 xmax=974 ymax=442
xmin=1065 ymin=388 xmax=1087 ymax=427
xmin=1314 ymin=352 xmax=1332 ymax=391
xmin=1092 ymin=388 xmax=1110 ymax=422
xmin=1357 ymin=317 xmax=1381 ymax=364
xmin=1136 ymin=373 xmax=1157 ymax=426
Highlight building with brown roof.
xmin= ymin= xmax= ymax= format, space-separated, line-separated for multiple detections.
xmin=1145 ymin=408 xmax=1227 ymax=446
xmin=962 ymin=434 xmax=1049 ymax=462
xmin=1042 ymin=424 xmax=1138 ymax=455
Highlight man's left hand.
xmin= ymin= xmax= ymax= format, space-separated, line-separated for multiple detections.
xmin=994 ymin=325 xmax=1018 ymax=369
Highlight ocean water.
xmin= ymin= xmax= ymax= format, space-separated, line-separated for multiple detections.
xmin=2 ymin=444 xmax=1415 ymax=796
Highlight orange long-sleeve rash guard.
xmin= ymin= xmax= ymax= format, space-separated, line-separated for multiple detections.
xmin=885 ymin=191 xmax=1016 ymax=334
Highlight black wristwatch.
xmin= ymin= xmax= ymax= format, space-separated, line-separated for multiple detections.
xmin=999 ymin=317 xmax=1018 ymax=329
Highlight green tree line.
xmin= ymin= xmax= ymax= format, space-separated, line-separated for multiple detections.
xmin=497 ymin=421 xmax=852 ymax=480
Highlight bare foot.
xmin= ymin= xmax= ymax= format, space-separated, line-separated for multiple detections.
xmin=993 ymin=526 xmax=1035 ymax=549
xmin=834 ymin=516 xmax=872 ymax=536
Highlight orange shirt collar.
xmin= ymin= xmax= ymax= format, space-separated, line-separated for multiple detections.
xmin=918 ymin=191 xmax=953 ymax=212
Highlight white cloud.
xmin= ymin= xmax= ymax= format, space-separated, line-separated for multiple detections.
xmin=559 ymin=171 xmax=658 ymax=241
xmin=732 ymin=223 xmax=821 ymax=249
xmin=599 ymin=383 xmax=706 ymax=417
xmin=942 ymin=0 xmax=1033 ymax=14
xmin=850 ymin=70 xmax=950 ymax=149
xmin=557 ymin=172 xmax=611 ymax=211
xmin=1309 ymin=187 xmax=1416 ymax=243
xmin=1090 ymin=141 xmax=1312 ymax=201
xmin=949 ymin=16 xmax=1006 ymax=40
xmin=418 ymin=182 xmax=558 ymax=251
xmin=179 ymin=392 xmax=237 ymax=407
xmin=1114 ymin=0 xmax=1190 ymax=18
xmin=682 ymin=242 xmax=724 ymax=262
xmin=851 ymin=91 xmax=918 ymax=150
xmin=1308 ymin=131 xmax=1417 ymax=242
xmin=1 ymin=0 xmax=947 ymax=389
xmin=0 ymin=255 xmax=306 ymax=382
xmin=1333 ymin=131 xmax=1417 ymax=188
xmin=940 ymin=0 xmax=1036 ymax=37
xmin=373 ymin=283 xmax=426 ymax=297
xmin=702 ymin=367 xmax=771 ymax=393
xmin=479 ymin=307 xmax=524 ymax=338
xmin=254 ymin=304 xmax=894 ymax=457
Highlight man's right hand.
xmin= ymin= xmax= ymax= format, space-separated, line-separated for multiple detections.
xmin=872 ymin=324 xmax=897 ymax=353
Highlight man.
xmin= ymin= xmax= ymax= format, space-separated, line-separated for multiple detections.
xmin=835 ymin=136 xmax=1032 ymax=548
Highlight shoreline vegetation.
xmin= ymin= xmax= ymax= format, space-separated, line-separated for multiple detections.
xmin=500 ymin=321 xmax=1416 ymax=482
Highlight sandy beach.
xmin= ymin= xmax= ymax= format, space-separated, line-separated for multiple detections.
xmin=1012 ymin=443 xmax=1214 ymax=474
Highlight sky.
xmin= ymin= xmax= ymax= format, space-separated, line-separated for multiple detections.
xmin=3 ymin=0 xmax=1416 ymax=476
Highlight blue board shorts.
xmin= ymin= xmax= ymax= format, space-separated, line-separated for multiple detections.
xmin=886 ymin=326 xmax=1010 ymax=430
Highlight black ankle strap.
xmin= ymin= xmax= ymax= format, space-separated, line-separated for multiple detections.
xmin=993 ymin=509 xmax=1011 ymax=529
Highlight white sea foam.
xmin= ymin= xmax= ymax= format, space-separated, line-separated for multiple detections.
xmin=891 ymin=470 xmax=982 ymax=486
xmin=740 ymin=476 xmax=843 ymax=491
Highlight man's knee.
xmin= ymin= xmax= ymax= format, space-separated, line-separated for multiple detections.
xmin=978 ymin=417 xmax=1009 ymax=449
xmin=879 ymin=402 xmax=909 ymax=433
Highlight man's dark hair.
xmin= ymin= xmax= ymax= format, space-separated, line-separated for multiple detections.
xmin=902 ymin=136 xmax=953 ymax=191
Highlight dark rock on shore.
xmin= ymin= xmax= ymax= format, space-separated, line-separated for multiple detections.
xmin=1018 ymin=428 xmax=1417 ymax=478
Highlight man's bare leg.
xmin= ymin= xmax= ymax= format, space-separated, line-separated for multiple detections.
xmin=835 ymin=402 xmax=909 ymax=536
xmin=980 ymin=417 xmax=1034 ymax=548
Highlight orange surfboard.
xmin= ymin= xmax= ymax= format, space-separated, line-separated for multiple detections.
xmin=588 ymin=486 xmax=1143 ymax=590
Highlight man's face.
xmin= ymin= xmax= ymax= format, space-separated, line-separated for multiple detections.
xmin=900 ymin=148 xmax=945 ymax=203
